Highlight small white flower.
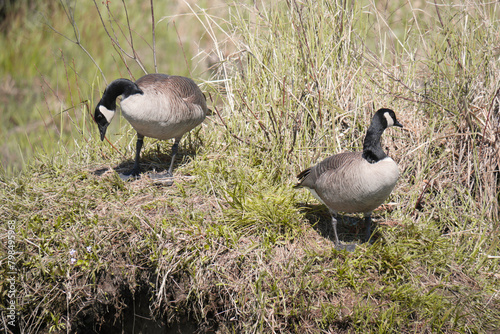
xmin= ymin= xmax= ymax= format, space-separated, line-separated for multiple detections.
xmin=86 ymin=246 xmax=92 ymax=253
xmin=70 ymin=258 xmax=77 ymax=264
xmin=69 ymin=249 xmax=77 ymax=256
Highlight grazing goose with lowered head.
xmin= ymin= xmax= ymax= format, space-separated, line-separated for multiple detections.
xmin=94 ymin=73 xmax=208 ymax=177
xmin=294 ymin=108 xmax=403 ymax=249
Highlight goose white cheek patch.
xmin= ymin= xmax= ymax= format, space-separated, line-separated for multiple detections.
xmin=99 ymin=105 xmax=115 ymax=123
xmin=384 ymin=112 xmax=394 ymax=127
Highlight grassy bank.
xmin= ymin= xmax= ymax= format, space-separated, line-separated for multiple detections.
xmin=1 ymin=0 xmax=500 ymax=333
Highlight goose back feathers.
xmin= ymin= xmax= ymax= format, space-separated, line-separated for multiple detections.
xmin=296 ymin=152 xmax=399 ymax=214
xmin=120 ymin=74 xmax=207 ymax=140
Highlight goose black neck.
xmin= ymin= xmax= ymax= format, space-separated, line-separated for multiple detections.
xmin=362 ymin=122 xmax=387 ymax=163
xmin=100 ymin=79 xmax=143 ymax=110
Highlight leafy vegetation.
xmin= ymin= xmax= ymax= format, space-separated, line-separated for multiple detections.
xmin=1 ymin=0 xmax=499 ymax=333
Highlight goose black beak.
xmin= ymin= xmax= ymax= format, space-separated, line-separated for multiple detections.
xmin=394 ymin=120 xmax=403 ymax=128
xmin=98 ymin=123 xmax=109 ymax=141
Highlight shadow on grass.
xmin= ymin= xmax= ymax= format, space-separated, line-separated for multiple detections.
xmin=297 ymin=203 xmax=382 ymax=245
xmin=119 ymin=145 xmax=198 ymax=174
xmin=92 ymin=167 xmax=110 ymax=177
xmin=90 ymin=143 xmax=199 ymax=178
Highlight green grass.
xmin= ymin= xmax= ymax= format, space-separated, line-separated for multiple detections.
xmin=1 ymin=0 xmax=500 ymax=333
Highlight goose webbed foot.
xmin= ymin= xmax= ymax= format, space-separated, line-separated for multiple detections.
xmin=124 ymin=167 xmax=142 ymax=177
xmin=118 ymin=167 xmax=142 ymax=181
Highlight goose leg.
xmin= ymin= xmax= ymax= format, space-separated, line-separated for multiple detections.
xmin=331 ymin=210 xmax=356 ymax=251
xmin=364 ymin=213 xmax=373 ymax=243
xmin=126 ymin=134 xmax=144 ymax=176
xmin=166 ymin=138 xmax=180 ymax=177
xmin=329 ymin=210 xmax=340 ymax=247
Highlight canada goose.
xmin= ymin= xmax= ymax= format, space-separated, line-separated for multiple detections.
xmin=294 ymin=108 xmax=403 ymax=249
xmin=94 ymin=73 xmax=208 ymax=177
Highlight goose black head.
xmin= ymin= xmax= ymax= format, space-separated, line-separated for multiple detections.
xmin=362 ymin=108 xmax=403 ymax=163
xmin=94 ymin=102 xmax=115 ymax=141
xmin=94 ymin=78 xmax=143 ymax=141
xmin=376 ymin=108 xmax=403 ymax=129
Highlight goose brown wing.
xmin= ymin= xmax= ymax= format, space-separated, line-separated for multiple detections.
xmin=295 ymin=152 xmax=362 ymax=189
xmin=136 ymin=74 xmax=207 ymax=111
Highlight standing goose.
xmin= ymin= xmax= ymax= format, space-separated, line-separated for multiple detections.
xmin=94 ymin=73 xmax=208 ymax=177
xmin=294 ymin=108 xmax=403 ymax=249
